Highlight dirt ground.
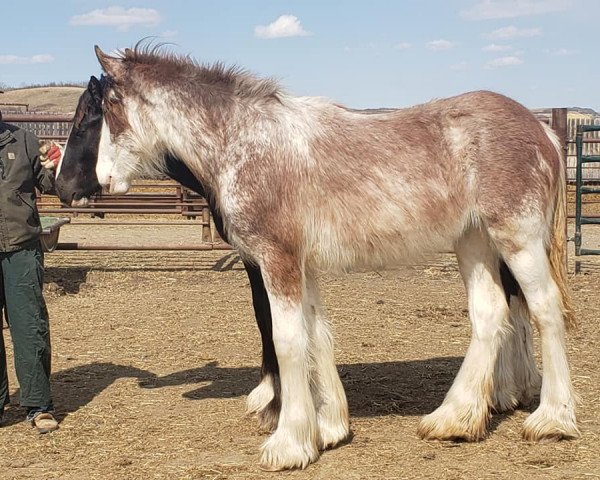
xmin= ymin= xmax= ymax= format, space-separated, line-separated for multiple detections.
xmin=1 ymin=220 xmax=599 ymax=480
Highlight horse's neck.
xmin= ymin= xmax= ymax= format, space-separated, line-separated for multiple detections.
xmin=158 ymin=94 xmax=327 ymax=191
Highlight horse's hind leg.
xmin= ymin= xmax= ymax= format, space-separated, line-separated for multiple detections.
xmin=498 ymin=237 xmax=579 ymax=440
xmin=243 ymin=261 xmax=281 ymax=432
xmin=508 ymin=298 xmax=542 ymax=407
xmin=304 ymin=274 xmax=349 ymax=450
xmin=497 ymin=273 xmax=541 ymax=411
xmin=419 ymin=227 xmax=510 ymax=441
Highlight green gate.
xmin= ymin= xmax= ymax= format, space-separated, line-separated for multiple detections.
xmin=574 ymin=124 xmax=600 ymax=262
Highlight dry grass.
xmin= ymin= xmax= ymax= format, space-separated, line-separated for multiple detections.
xmin=0 ymin=223 xmax=599 ymax=479
xmin=1 ymin=87 xmax=83 ymax=114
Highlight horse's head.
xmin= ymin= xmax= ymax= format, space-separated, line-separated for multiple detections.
xmin=58 ymin=46 xmax=164 ymax=201
xmin=55 ymin=75 xmax=103 ymax=206
xmin=91 ymin=45 xmax=171 ymax=194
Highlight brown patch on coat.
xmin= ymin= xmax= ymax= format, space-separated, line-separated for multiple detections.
xmin=260 ymin=248 xmax=303 ymax=303
xmin=309 ymin=104 xmax=470 ymax=239
xmin=449 ymin=91 xmax=559 ymax=227
xmin=102 ymin=79 xmax=130 ymax=138
xmin=230 ymin=146 xmax=304 ymax=302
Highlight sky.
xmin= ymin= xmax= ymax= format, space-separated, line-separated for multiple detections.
xmin=1 ymin=0 xmax=599 ymax=111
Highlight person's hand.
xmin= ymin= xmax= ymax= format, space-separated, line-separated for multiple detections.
xmin=39 ymin=141 xmax=63 ymax=170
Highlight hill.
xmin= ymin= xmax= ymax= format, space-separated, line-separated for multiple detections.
xmin=0 ymin=86 xmax=84 ymax=114
xmin=531 ymin=106 xmax=600 ymax=117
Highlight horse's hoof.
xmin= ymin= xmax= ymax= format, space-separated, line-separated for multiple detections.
xmin=260 ymin=429 xmax=319 ymax=471
xmin=317 ymin=407 xmax=350 ymax=450
xmin=522 ymin=405 xmax=580 ymax=442
xmin=418 ymin=402 xmax=489 ymax=442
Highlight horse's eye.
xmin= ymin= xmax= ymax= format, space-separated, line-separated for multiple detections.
xmin=106 ymin=89 xmax=120 ymax=105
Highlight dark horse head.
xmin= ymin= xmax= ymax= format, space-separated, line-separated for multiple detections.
xmin=54 ymin=76 xmax=104 ymax=206
xmin=55 ymin=76 xmax=208 ymax=206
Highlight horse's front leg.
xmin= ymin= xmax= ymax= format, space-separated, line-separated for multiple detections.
xmin=258 ymin=251 xmax=319 ymax=471
xmin=304 ymin=273 xmax=349 ymax=450
xmin=243 ymin=260 xmax=281 ymax=431
xmin=211 ymin=206 xmax=281 ymax=430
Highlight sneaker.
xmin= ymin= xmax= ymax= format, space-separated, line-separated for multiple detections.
xmin=29 ymin=411 xmax=59 ymax=434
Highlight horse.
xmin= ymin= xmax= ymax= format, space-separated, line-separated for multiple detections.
xmin=55 ymin=75 xmax=282 ymax=431
xmin=55 ymin=43 xmax=578 ymax=471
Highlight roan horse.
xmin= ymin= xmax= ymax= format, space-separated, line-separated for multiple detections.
xmin=55 ymin=44 xmax=579 ymax=470
xmin=55 ymin=75 xmax=282 ymax=430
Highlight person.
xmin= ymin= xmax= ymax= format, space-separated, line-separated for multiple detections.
xmin=0 ymin=90 xmax=62 ymax=433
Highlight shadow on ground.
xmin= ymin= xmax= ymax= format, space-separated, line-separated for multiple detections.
xmin=45 ymin=267 xmax=91 ymax=294
xmin=2 ymin=362 xmax=152 ymax=427
xmin=3 ymin=357 xmax=465 ymax=427
xmin=139 ymin=357 xmax=464 ymax=417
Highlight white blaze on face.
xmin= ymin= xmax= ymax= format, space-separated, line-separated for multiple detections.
xmin=96 ymin=118 xmax=116 ymax=187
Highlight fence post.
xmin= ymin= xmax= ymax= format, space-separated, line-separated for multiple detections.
xmin=551 ymin=108 xmax=568 ymax=157
xmin=202 ymin=206 xmax=211 ymax=243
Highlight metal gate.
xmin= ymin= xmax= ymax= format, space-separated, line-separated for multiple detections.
xmin=574 ymin=124 xmax=600 ymax=265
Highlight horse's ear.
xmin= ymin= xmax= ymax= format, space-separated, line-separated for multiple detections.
xmin=88 ymin=75 xmax=103 ymax=101
xmin=94 ymin=45 xmax=123 ymax=78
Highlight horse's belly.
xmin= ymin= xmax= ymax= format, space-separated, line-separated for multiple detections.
xmin=305 ymin=213 xmax=465 ymax=272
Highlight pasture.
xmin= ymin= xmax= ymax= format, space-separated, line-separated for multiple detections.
xmin=0 ymin=222 xmax=599 ymax=479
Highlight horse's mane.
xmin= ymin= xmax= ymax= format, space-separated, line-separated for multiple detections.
xmin=116 ymin=41 xmax=283 ymax=103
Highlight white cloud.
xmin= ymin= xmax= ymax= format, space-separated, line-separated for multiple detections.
xmin=0 ymin=54 xmax=54 ymax=65
xmin=254 ymin=15 xmax=311 ymax=39
xmin=485 ymin=25 xmax=542 ymax=39
xmin=394 ymin=42 xmax=412 ymax=50
xmin=461 ymin=0 xmax=572 ymax=20
xmin=70 ymin=7 xmax=162 ymax=32
xmin=485 ymin=55 xmax=524 ymax=68
xmin=426 ymin=39 xmax=455 ymax=51
xmin=482 ymin=43 xmax=512 ymax=52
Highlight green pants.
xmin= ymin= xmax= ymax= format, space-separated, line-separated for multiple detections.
xmin=0 ymin=240 xmax=52 ymax=410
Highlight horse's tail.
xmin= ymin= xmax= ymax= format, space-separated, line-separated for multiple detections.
xmin=542 ymin=122 xmax=576 ymax=331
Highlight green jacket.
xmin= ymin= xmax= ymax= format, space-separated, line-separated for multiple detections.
xmin=0 ymin=121 xmax=55 ymax=252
